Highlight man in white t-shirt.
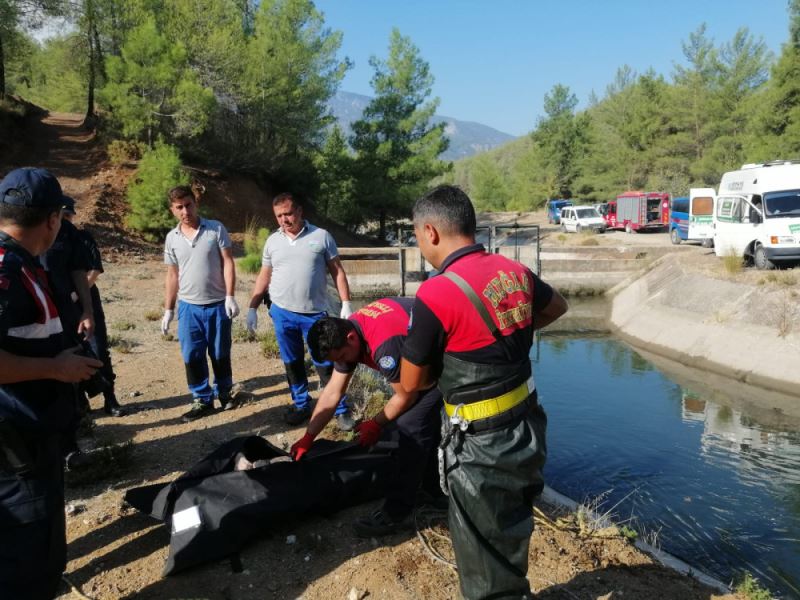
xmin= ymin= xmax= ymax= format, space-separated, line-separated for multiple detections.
xmin=161 ymin=186 xmax=239 ymax=422
xmin=246 ymin=193 xmax=354 ymax=429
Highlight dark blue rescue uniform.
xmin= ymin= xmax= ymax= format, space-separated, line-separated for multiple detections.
xmin=76 ymin=228 xmax=118 ymax=406
xmin=334 ymin=298 xmax=442 ymax=519
xmin=0 ymin=233 xmax=74 ymax=599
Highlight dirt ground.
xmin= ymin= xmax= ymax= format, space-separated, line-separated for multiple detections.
xmin=1 ymin=110 xmax=748 ymax=600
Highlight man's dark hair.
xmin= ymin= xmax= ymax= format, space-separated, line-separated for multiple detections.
xmin=168 ymin=186 xmax=195 ymax=205
xmin=412 ymin=185 xmax=476 ymax=237
xmin=0 ymin=203 xmax=60 ymax=228
xmin=273 ymin=192 xmax=301 ymax=209
xmin=307 ymin=317 xmax=355 ymax=363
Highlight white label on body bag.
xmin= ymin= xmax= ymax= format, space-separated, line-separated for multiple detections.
xmin=171 ymin=505 xmax=202 ymax=534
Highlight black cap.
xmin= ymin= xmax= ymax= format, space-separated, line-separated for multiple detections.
xmin=0 ymin=168 xmax=73 ymax=209
xmin=62 ymin=196 xmax=76 ymax=215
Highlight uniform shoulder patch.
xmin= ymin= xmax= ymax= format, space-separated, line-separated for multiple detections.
xmin=378 ymin=355 xmax=396 ymax=370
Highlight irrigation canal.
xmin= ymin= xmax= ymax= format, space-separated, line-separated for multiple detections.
xmin=537 ymin=300 xmax=800 ymax=598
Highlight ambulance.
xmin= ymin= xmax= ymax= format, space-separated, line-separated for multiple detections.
xmin=713 ymin=160 xmax=800 ymax=269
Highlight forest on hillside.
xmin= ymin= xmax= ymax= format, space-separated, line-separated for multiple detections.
xmin=2 ymin=0 xmax=800 ymax=233
xmin=1 ymin=0 xmax=448 ymax=240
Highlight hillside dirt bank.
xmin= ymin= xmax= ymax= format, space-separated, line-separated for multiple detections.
xmin=3 ymin=110 xmax=749 ymax=599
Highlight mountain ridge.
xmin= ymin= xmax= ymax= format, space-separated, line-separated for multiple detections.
xmin=328 ymin=90 xmax=516 ymax=161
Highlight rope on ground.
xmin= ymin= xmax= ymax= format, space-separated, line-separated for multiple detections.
xmin=413 ymin=507 xmax=457 ymax=570
xmin=63 ymin=575 xmax=95 ymax=600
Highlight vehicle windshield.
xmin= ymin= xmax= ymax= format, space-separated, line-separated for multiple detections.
xmin=576 ymin=208 xmax=599 ymax=219
xmin=764 ymin=190 xmax=800 ymax=218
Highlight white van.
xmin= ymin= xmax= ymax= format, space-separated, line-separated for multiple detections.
xmin=712 ymin=160 xmax=800 ymax=269
xmin=559 ymin=205 xmax=606 ymax=233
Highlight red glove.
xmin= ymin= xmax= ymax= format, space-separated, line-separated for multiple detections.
xmin=290 ymin=432 xmax=315 ymax=461
xmin=355 ymin=419 xmax=382 ymax=447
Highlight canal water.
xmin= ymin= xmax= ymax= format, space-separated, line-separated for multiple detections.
xmin=534 ymin=325 xmax=800 ymax=598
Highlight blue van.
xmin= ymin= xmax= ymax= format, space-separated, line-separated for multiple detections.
xmin=669 ymin=196 xmax=689 ymax=244
xmin=670 ymin=190 xmax=715 ymax=246
xmin=546 ymin=199 xmax=573 ymax=225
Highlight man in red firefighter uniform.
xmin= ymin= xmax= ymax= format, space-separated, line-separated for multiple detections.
xmin=292 ymin=297 xmax=442 ymax=536
xmin=401 ymin=185 xmax=568 ymax=599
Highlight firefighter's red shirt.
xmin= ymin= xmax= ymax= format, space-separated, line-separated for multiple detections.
xmin=403 ymin=245 xmax=553 ymax=371
xmin=334 ymin=297 xmax=412 ymax=383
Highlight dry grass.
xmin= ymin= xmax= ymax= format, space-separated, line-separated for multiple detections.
xmin=143 ymin=309 xmax=161 ymax=321
xmin=759 ymin=270 xmax=798 ymax=287
xmin=108 ymin=334 xmax=137 ymax=353
xmin=259 ymin=327 xmax=281 ymax=359
xmin=721 ymin=252 xmax=744 ymax=275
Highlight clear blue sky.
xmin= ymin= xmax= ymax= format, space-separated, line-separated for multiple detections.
xmin=316 ymin=0 xmax=791 ymax=136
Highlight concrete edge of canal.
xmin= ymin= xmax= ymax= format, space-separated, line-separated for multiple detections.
xmin=540 ymin=486 xmax=732 ymax=594
xmin=607 ymin=254 xmax=800 ymax=400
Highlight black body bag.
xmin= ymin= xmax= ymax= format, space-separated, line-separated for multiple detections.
xmin=124 ymin=435 xmax=396 ymax=575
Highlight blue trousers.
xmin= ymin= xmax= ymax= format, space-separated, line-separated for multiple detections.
xmin=177 ymin=300 xmax=233 ymax=404
xmin=269 ymin=304 xmax=347 ymax=414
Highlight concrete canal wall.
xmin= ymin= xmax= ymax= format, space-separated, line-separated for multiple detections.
xmin=339 ymin=244 xmax=695 ymax=297
xmin=608 ymin=254 xmax=800 ymax=397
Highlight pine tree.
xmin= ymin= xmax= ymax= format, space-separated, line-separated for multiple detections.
xmin=350 ymin=28 xmax=449 ymax=240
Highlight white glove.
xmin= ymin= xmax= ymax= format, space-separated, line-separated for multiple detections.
xmin=246 ymin=307 xmax=258 ymax=334
xmin=340 ymin=301 xmax=353 ymax=319
xmin=161 ymin=309 xmax=174 ymax=335
xmin=225 ymin=296 xmax=240 ymax=319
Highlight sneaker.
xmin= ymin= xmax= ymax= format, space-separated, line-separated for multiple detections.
xmin=283 ymin=404 xmax=312 ymax=426
xmin=182 ymin=401 xmax=215 ymax=423
xmin=218 ymin=390 xmax=239 ymax=411
xmin=336 ymin=411 xmax=355 ymax=432
xmin=352 ymin=509 xmax=411 ymax=538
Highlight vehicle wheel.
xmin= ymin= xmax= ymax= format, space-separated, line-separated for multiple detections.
xmin=599 ymin=228 xmax=606 ymax=234
xmin=754 ymin=244 xmax=775 ymax=270
xmin=625 ymin=223 xmax=632 ymax=234
xmin=670 ymin=228 xmax=681 ymax=245
xmin=560 ymin=224 xmax=566 ymax=233
xmin=701 ymin=238 xmax=714 ymax=248
xmin=576 ymin=224 xmax=583 ymax=234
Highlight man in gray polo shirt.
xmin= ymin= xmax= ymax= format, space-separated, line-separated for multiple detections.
xmin=246 ymin=192 xmax=354 ymax=429
xmin=161 ymin=185 xmax=240 ymax=422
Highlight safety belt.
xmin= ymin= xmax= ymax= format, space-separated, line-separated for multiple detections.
xmin=441 ymin=271 xmax=514 ymax=362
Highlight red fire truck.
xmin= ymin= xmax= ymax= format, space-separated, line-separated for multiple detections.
xmin=603 ymin=191 xmax=670 ymax=233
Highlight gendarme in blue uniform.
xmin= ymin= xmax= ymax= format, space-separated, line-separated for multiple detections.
xmin=0 ymin=232 xmax=74 ymax=599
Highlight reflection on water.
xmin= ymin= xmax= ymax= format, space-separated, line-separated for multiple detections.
xmin=536 ymin=335 xmax=800 ymax=598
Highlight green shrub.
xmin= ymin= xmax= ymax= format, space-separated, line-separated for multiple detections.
xmin=126 ymin=142 xmax=188 ymax=239
xmin=240 ymin=220 xmax=270 ymax=274
xmin=735 ymin=572 xmax=772 ymax=600
xmin=259 ymin=328 xmax=281 ymax=359
xmin=244 ymin=220 xmax=270 ymax=256
xmin=238 ymin=254 xmax=262 ymax=275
